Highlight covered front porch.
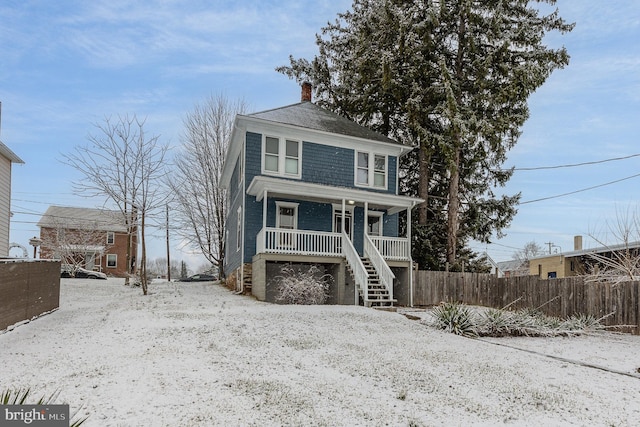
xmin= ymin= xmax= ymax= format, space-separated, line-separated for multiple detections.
xmin=246 ymin=176 xmax=422 ymax=306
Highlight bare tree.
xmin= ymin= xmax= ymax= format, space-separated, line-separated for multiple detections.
xmin=584 ymin=208 xmax=640 ymax=284
xmin=168 ymin=94 xmax=248 ymax=275
xmin=147 ymin=257 xmax=168 ymax=278
xmin=63 ymin=114 xmax=168 ymax=294
xmin=514 ymin=241 xmax=544 ymax=264
xmin=510 ymin=241 xmax=544 ymax=276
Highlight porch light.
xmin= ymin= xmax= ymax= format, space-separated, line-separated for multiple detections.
xmin=348 ymin=200 xmax=355 ymax=205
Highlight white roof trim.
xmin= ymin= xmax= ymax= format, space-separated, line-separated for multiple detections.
xmin=246 ymin=175 xmax=423 ymax=215
xmin=0 ymin=140 xmax=24 ymax=164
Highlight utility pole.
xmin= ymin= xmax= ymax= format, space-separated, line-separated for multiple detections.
xmin=166 ymin=203 xmax=171 ymax=282
xmin=545 ymin=241 xmax=554 ymax=254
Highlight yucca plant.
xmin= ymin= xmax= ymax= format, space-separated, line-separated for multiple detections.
xmin=1 ymin=388 xmax=88 ymax=427
xmin=430 ymin=302 xmax=477 ymax=337
xmin=478 ymin=308 xmax=511 ymax=337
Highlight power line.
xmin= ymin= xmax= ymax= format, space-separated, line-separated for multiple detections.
xmin=520 ymin=172 xmax=640 ymax=205
xmin=512 ymin=152 xmax=640 ymax=171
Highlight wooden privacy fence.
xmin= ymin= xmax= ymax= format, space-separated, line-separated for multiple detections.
xmin=414 ymin=271 xmax=640 ymax=334
xmin=0 ymin=260 xmax=61 ymax=330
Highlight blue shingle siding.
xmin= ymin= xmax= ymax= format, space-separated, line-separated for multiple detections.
xmin=303 ymin=141 xmax=397 ymax=194
xmin=302 ymin=142 xmax=354 ymax=188
xmin=265 ymin=199 xmax=333 ymax=232
xmin=388 ymin=156 xmax=397 ymax=194
xmin=225 ymin=153 xmax=245 ymax=274
xmin=384 ymin=213 xmax=399 ymax=237
xmin=245 ymin=131 xmax=262 ymax=183
xmin=244 ymin=194 xmax=263 ymax=262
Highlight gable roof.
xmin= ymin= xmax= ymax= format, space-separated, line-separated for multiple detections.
xmin=496 ymin=259 xmax=527 ymax=272
xmin=248 ymin=102 xmax=402 ymax=146
xmin=37 ymin=206 xmax=127 ymax=233
xmin=0 ymin=140 xmax=24 ymax=164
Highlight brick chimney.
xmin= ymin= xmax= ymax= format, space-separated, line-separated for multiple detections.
xmin=574 ymin=235 xmax=583 ymax=251
xmin=301 ymin=82 xmax=312 ymax=102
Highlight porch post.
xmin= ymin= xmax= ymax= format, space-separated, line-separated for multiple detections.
xmin=408 ymin=206 xmax=413 ymax=307
xmin=262 ymin=189 xmax=267 ymax=230
xmin=341 ymin=199 xmax=346 ymax=233
xmin=364 ymin=202 xmax=368 ymax=240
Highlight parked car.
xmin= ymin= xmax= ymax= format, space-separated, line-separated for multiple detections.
xmin=178 ymin=274 xmax=217 ymax=282
xmin=61 ymin=264 xmax=108 ymax=280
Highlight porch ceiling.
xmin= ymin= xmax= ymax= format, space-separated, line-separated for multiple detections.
xmin=246 ymin=176 xmax=423 ymax=214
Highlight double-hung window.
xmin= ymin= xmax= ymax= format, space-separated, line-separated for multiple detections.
xmin=263 ymin=136 xmax=301 ymax=178
xmin=106 ymin=231 xmax=115 ymax=245
xmin=106 ymin=254 xmax=117 ymax=268
xmin=355 ymin=151 xmax=387 ymax=189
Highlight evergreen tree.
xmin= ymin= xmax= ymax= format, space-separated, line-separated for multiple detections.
xmin=278 ymin=0 xmax=573 ymax=270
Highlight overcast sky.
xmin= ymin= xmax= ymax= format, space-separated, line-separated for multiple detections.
xmin=1 ymin=1 xmax=639 ymax=267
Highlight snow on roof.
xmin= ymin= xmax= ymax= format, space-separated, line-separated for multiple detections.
xmin=37 ymin=205 xmax=127 ymax=232
xmin=496 ymin=259 xmax=527 ymax=272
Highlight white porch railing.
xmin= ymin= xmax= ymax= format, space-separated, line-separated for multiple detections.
xmin=364 ymin=234 xmax=395 ymax=303
xmin=257 ymin=227 xmax=342 ymax=256
xmin=370 ymin=236 xmax=410 ymax=261
xmin=341 ymin=231 xmax=370 ymax=305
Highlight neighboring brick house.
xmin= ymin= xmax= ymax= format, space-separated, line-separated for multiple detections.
xmin=37 ymin=206 xmax=136 ymax=277
xmin=0 ymin=140 xmax=24 ymax=257
xmin=220 ymin=83 xmax=423 ymax=306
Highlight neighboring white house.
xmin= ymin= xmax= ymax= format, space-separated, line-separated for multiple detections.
xmin=0 ymin=139 xmax=24 ymax=257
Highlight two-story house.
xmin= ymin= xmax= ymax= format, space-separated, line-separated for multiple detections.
xmin=221 ymin=84 xmax=423 ymax=306
xmin=0 ymin=140 xmax=24 ymax=257
xmin=38 ymin=205 xmax=136 ymax=277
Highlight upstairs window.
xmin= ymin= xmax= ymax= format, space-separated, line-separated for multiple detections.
xmin=106 ymin=231 xmax=115 ymax=245
xmin=357 ymin=152 xmax=369 ymax=185
xmin=264 ymin=137 xmax=279 ymax=172
xmin=263 ymin=136 xmax=301 ymax=178
xmin=355 ymin=151 xmax=387 ymax=189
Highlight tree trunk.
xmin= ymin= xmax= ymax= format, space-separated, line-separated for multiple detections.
xmin=140 ymin=211 xmax=147 ymax=295
xmin=417 ymin=143 xmax=431 ymax=225
xmin=125 ymin=219 xmax=132 ymax=287
xmin=446 ymin=146 xmax=461 ymax=266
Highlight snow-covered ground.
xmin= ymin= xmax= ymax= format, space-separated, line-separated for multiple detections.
xmin=2 ymin=278 xmax=640 ymax=426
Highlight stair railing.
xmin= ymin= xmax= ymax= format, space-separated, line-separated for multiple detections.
xmin=342 ymin=231 xmax=369 ymax=304
xmin=364 ymin=234 xmax=395 ymax=303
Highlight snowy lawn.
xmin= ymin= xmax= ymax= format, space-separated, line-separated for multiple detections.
xmin=2 ymin=278 xmax=640 ymax=426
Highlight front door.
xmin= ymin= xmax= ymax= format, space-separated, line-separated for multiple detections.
xmin=333 ymin=210 xmax=353 ymax=239
xmin=276 ymin=202 xmax=298 ymax=248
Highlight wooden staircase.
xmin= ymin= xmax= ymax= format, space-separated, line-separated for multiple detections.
xmin=351 ymin=257 xmax=395 ymax=307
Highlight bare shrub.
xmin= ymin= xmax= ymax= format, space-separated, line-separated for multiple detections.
xmin=275 ymin=264 xmax=332 ymax=305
